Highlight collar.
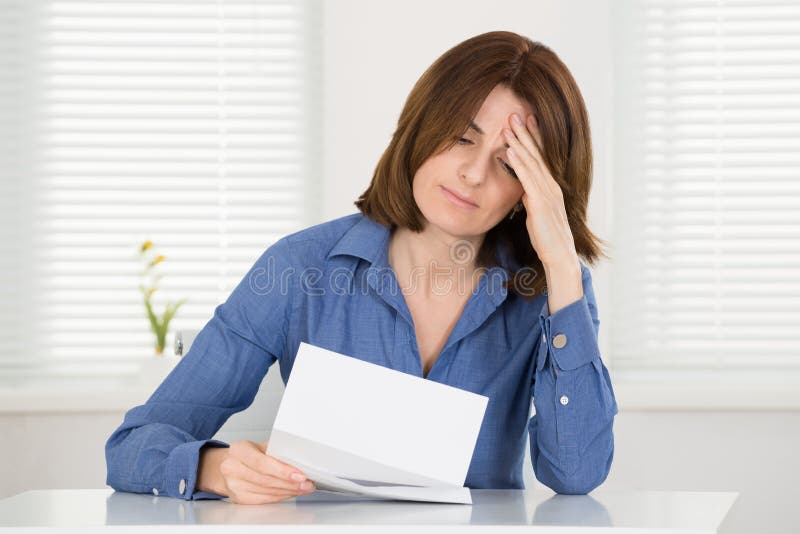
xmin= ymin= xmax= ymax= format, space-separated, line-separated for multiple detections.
xmin=326 ymin=214 xmax=391 ymax=264
xmin=327 ymin=214 xmax=514 ymax=307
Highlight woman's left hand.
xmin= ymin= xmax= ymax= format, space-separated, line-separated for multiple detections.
xmin=502 ymin=113 xmax=578 ymax=267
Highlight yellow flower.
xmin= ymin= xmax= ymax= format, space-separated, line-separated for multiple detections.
xmin=140 ymin=240 xmax=153 ymax=253
xmin=149 ymin=255 xmax=165 ymax=267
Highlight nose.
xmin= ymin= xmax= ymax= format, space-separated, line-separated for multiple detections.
xmin=459 ymin=153 xmax=489 ymax=187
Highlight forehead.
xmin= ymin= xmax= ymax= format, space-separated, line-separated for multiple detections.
xmin=473 ymin=84 xmax=534 ymax=125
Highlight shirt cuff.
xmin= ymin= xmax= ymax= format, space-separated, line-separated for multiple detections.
xmin=163 ymin=439 xmax=229 ymax=500
xmin=537 ymin=294 xmax=601 ymax=372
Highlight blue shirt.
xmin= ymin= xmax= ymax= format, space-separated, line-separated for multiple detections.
xmin=105 ymin=212 xmax=619 ymax=500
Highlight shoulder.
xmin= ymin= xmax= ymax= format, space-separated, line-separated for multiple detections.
xmin=271 ymin=212 xmax=365 ymax=267
xmin=282 ymin=212 xmax=363 ymax=247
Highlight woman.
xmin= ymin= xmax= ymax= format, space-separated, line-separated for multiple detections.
xmin=105 ymin=30 xmax=618 ymax=504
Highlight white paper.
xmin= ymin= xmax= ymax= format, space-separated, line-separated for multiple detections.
xmin=266 ymin=341 xmax=489 ymax=504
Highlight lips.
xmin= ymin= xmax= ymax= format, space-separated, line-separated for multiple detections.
xmin=441 ymin=186 xmax=479 ymax=207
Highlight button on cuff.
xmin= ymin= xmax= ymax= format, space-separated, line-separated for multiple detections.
xmin=540 ymin=294 xmax=601 ymax=371
xmin=164 ymin=439 xmax=228 ymax=500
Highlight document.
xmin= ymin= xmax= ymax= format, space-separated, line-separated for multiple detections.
xmin=266 ymin=342 xmax=489 ymax=504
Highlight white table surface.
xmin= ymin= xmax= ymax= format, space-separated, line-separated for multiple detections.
xmin=0 ymin=488 xmax=739 ymax=533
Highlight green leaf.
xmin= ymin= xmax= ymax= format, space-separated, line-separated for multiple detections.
xmin=143 ymin=297 xmax=159 ymax=334
xmin=162 ymin=298 xmax=187 ymax=330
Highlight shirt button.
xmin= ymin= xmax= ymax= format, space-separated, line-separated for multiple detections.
xmin=152 ymin=488 xmax=159 ymax=496
xmin=179 ymin=479 xmax=187 ymax=495
xmin=542 ymin=333 xmax=546 ymax=344
xmin=560 ymin=395 xmax=569 ymax=405
xmin=553 ymin=333 xmax=567 ymax=349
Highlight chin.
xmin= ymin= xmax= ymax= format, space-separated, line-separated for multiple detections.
xmin=423 ymin=209 xmax=484 ymax=240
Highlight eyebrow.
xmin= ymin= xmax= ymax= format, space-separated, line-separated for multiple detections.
xmin=468 ymin=120 xmax=510 ymax=150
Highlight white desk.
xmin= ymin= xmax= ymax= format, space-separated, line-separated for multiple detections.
xmin=0 ymin=488 xmax=738 ymax=533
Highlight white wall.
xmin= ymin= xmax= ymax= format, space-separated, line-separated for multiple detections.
xmin=0 ymin=2 xmax=796 ymax=534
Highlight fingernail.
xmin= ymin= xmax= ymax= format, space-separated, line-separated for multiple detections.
xmin=301 ymin=481 xmax=314 ymax=490
xmin=512 ymin=113 xmax=522 ymax=125
xmin=291 ymin=473 xmax=306 ymax=482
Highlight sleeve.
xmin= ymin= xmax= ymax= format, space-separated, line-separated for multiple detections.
xmin=527 ymin=261 xmax=619 ymax=494
xmin=104 ymin=237 xmax=297 ymax=501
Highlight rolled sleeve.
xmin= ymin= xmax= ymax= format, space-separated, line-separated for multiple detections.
xmin=529 ymin=262 xmax=619 ymax=495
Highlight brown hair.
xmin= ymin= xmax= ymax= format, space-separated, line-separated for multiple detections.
xmin=354 ymin=30 xmax=609 ymax=300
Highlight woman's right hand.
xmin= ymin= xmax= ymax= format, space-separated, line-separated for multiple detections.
xmin=207 ymin=439 xmax=317 ymax=504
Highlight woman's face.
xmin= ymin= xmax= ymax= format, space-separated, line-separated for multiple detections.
xmin=412 ymin=83 xmax=531 ymax=240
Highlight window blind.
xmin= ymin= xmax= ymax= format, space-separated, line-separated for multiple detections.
xmin=609 ymin=0 xmax=800 ymax=381
xmin=0 ymin=0 xmax=322 ymax=385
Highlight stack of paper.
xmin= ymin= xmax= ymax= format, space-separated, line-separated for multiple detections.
xmin=266 ymin=342 xmax=489 ymax=504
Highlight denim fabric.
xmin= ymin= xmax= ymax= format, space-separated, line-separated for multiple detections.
xmin=105 ymin=212 xmax=618 ymax=500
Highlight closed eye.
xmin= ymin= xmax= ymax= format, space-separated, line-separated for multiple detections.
xmin=456 ymin=137 xmax=518 ymax=180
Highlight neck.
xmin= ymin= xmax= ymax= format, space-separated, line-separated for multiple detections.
xmin=388 ymin=223 xmax=485 ymax=298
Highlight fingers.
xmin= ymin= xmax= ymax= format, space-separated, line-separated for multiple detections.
xmin=506 ymin=113 xmax=563 ymax=201
xmin=232 ymin=479 xmax=313 ymax=499
xmin=234 ymin=441 xmax=309 ymax=483
xmin=224 ymin=440 xmax=316 ymax=499
xmin=228 ymin=459 xmax=315 ymax=493
xmin=227 ymin=481 xmax=310 ymax=505
xmin=508 ymin=113 xmax=542 ymax=169
xmin=526 ymin=114 xmax=545 ymax=156
xmin=504 ymin=133 xmax=543 ymax=198
xmin=263 ymin=454 xmax=311 ymax=484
